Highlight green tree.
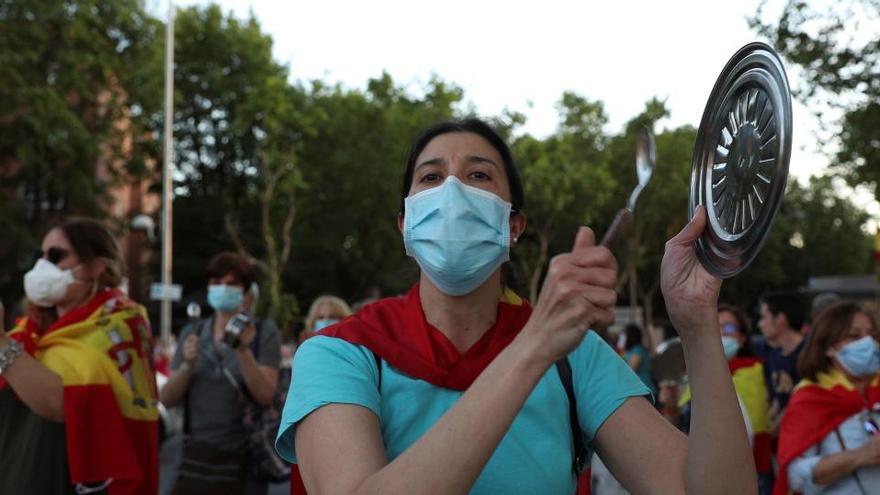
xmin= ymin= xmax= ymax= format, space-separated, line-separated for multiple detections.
xmin=168 ymin=7 xmax=464 ymax=321
xmin=720 ymin=175 xmax=874 ymax=308
xmin=512 ymin=93 xmax=616 ymax=301
xmin=750 ymin=0 xmax=880 ymax=198
xmin=287 ymin=74 xmax=461 ymax=306
xmin=224 ymin=76 xmax=313 ymax=329
xmin=630 ymin=124 xmax=696 ymax=334
xmin=0 ymin=0 xmax=162 ymax=309
xmin=170 ymin=5 xmax=304 ymax=326
xmin=171 ymin=5 xmax=284 ymax=199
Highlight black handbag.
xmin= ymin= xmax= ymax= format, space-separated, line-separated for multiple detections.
xmin=236 ymin=321 xmax=291 ymax=483
xmin=243 ymin=399 xmax=290 ymax=483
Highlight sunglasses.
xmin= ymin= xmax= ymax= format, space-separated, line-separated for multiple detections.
xmin=37 ymin=246 xmax=71 ymax=265
xmin=721 ymin=322 xmax=739 ymax=336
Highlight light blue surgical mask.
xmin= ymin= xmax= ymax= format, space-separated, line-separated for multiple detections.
xmin=313 ymin=318 xmax=338 ymax=332
xmin=403 ymin=176 xmax=512 ymax=296
xmin=207 ymin=284 xmax=244 ymax=313
xmin=835 ymin=336 xmax=880 ymax=377
xmin=721 ymin=336 xmax=741 ymax=360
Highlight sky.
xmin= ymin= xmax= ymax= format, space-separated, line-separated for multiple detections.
xmin=160 ymin=0 xmax=879 ymax=229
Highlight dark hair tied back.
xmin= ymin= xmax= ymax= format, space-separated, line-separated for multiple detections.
xmin=399 ymin=118 xmax=525 ymax=215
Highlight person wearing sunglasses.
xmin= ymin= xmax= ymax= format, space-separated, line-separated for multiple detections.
xmin=777 ymin=302 xmax=880 ymax=495
xmin=0 ymin=217 xmax=159 ymax=495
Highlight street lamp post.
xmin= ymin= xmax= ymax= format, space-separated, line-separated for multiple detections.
xmin=160 ymin=1 xmax=175 ymax=346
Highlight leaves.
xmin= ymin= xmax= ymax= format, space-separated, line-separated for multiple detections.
xmin=0 ymin=0 xmax=162 ymax=303
xmin=1 ymin=0 xmax=874 ymax=333
xmin=751 ymin=0 xmax=880 ymax=197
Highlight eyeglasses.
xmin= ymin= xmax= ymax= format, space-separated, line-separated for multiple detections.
xmin=721 ymin=322 xmax=739 ymax=336
xmin=37 ymin=247 xmax=71 ymax=265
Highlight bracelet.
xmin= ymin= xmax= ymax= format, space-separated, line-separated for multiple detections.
xmin=0 ymin=339 xmax=23 ymax=375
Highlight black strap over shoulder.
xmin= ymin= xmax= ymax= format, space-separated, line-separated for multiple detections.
xmin=555 ymin=357 xmax=588 ymax=474
xmin=833 ymin=428 xmax=868 ymax=495
xmin=373 ymin=352 xmax=382 ymax=390
xmin=367 ymin=352 xmax=584 ymax=474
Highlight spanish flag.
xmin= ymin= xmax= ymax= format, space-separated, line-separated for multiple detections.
xmin=0 ymin=288 xmax=159 ymax=495
xmin=774 ymin=370 xmax=880 ymax=495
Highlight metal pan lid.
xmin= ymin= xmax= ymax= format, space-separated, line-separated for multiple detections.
xmin=689 ymin=42 xmax=793 ymax=278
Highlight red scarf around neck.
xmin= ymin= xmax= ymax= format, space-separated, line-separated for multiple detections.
xmin=290 ymin=284 xmax=599 ymax=495
xmin=318 ymin=284 xmax=533 ymax=390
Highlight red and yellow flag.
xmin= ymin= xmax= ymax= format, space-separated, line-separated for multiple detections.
xmin=729 ymin=357 xmax=772 ymax=474
xmin=1 ymin=288 xmax=158 ymax=495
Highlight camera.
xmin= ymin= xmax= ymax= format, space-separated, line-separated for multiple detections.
xmin=223 ymin=313 xmax=251 ymax=348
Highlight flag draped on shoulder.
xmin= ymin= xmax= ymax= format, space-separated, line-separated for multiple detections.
xmin=774 ymin=370 xmax=880 ymax=495
xmin=729 ymin=357 xmax=773 ymax=474
xmin=318 ymin=284 xmax=532 ymax=391
xmin=1 ymin=288 xmax=159 ymax=495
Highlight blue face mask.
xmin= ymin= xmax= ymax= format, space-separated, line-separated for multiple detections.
xmin=403 ymin=176 xmax=512 ymax=296
xmin=313 ymin=318 xmax=338 ymax=332
xmin=207 ymin=284 xmax=244 ymax=313
xmin=835 ymin=336 xmax=880 ymax=377
xmin=721 ymin=336 xmax=741 ymax=360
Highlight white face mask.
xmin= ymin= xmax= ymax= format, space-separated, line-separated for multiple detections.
xmin=24 ymin=258 xmax=82 ymax=307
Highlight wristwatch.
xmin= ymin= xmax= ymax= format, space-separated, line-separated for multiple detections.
xmin=0 ymin=339 xmax=23 ymax=375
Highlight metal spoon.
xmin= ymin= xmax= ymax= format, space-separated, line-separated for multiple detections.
xmin=600 ymin=127 xmax=656 ymax=249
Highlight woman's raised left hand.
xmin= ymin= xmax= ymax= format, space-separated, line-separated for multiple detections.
xmin=660 ymin=205 xmax=722 ymax=335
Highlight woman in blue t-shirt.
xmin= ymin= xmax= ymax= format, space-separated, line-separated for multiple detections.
xmin=276 ymin=118 xmax=757 ymax=494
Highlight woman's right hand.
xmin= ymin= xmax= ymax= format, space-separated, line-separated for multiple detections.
xmin=519 ymin=226 xmax=618 ymax=366
xmin=182 ymin=333 xmax=200 ymax=367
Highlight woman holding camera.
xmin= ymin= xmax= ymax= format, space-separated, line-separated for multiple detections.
xmin=160 ymin=252 xmax=281 ymax=495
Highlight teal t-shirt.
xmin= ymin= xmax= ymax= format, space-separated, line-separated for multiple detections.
xmin=276 ymin=331 xmax=650 ymax=495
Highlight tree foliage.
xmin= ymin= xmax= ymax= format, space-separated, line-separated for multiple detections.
xmin=512 ymin=93 xmax=614 ymax=301
xmin=750 ymin=0 xmax=880 ymax=197
xmin=0 ymin=0 xmax=162 ymax=305
xmin=1 ymin=1 xmax=875 ymax=334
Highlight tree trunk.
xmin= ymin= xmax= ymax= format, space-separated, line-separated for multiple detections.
xmin=260 ymin=168 xmax=281 ymax=320
xmin=640 ymin=279 xmax=661 ymax=352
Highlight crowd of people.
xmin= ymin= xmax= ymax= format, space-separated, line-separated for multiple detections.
xmin=0 ymin=118 xmax=878 ymax=495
